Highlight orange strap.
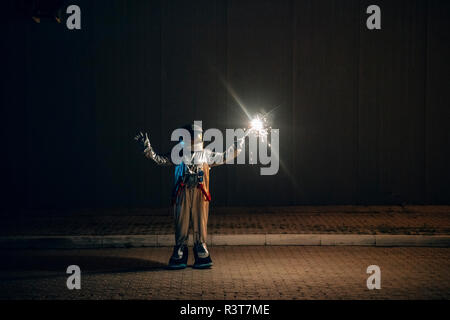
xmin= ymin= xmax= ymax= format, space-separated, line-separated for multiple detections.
xmin=172 ymin=182 xmax=211 ymax=204
xmin=197 ymin=183 xmax=211 ymax=202
xmin=172 ymin=182 xmax=185 ymax=205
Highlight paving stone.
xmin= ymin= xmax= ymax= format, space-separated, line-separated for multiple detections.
xmin=0 ymin=246 xmax=448 ymax=300
xmin=2 ymin=206 xmax=449 ymax=236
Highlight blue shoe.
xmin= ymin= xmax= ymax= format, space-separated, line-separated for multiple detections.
xmin=168 ymin=245 xmax=188 ymax=269
xmin=193 ymin=242 xmax=213 ymax=269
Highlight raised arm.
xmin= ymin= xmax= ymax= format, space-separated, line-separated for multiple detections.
xmin=134 ymin=132 xmax=172 ymax=166
xmin=208 ymin=137 xmax=245 ymax=167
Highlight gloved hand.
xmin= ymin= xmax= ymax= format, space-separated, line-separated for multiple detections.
xmin=134 ymin=132 xmax=151 ymax=152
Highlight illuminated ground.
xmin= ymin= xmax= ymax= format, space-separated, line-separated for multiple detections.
xmin=2 ymin=206 xmax=449 ymax=236
xmin=0 ymin=246 xmax=449 ymax=300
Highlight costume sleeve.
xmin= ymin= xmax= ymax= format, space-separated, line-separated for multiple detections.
xmin=208 ymin=137 xmax=244 ymax=167
xmin=143 ymin=143 xmax=173 ymax=166
xmin=135 ymin=132 xmax=173 ymax=166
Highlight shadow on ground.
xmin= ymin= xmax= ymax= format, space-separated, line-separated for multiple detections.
xmin=0 ymin=250 xmax=167 ymax=274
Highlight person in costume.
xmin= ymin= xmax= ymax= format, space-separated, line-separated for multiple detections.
xmin=135 ymin=123 xmax=243 ymax=269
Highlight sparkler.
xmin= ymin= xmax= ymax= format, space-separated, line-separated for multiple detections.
xmin=241 ymin=111 xmax=273 ymax=150
xmin=218 ymin=74 xmax=275 ymax=142
xmin=243 ymin=112 xmax=273 ymax=164
xmin=247 ymin=113 xmax=271 ymax=141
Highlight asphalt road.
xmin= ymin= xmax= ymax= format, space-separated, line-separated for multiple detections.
xmin=0 ymin=246 xmax=449 ymax=299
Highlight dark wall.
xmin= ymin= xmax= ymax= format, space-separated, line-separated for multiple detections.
xmin=2 ymin=0 xmax=449 ymax=211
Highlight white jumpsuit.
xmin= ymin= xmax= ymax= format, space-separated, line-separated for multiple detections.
xmin=143 ymin=143 xmax=241 ymax=246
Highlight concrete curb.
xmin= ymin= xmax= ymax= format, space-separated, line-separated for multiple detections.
xmin=0 ymin=234 xmax=449 ymax=249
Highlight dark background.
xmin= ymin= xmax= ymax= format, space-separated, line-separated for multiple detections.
xmin=2 ymin=0 xmax=449 ymax=212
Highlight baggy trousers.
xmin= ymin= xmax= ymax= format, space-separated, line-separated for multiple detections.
xmin=174 ymin=185 xmax=209 ymax=246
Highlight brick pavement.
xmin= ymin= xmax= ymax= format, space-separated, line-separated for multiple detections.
xmin=0 ymin=246 xmax=449 ymax=299
xmin=1 ymin=206 xmax=449 ymax=236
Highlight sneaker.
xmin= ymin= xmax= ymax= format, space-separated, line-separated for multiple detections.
xmin=193 ymin=242 xmax=213 ymax=269
xmin=168 ymin=245 xmax=188 ymax=269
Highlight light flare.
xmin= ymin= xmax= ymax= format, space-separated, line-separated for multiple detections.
xmin=247 ymin=113 xmax=270 ymax=141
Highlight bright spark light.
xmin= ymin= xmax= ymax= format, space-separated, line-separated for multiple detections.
xmin=247 ymin=114 xmax=270 ymax=141
xmin=250 ymin=118 xmax=263 ymax=131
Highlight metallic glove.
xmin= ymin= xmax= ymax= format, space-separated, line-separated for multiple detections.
xmin=134 ymin=132 xmax=172 ymax=166
xmin=134 ymin=132 xmax=151 ymax=153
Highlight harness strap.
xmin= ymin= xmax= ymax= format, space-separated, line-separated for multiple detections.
xmin=197 ymin=183 xmax=211 ymax=202
xmin=172 ymin=178 xmax=212 ymax=204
